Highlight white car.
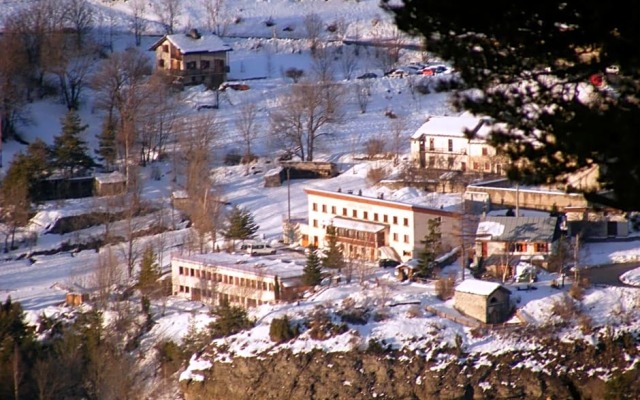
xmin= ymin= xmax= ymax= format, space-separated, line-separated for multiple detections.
xmin=240 ymin=242 xmax=276 ymax=256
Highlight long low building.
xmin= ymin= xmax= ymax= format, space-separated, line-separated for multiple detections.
xmin=171 ymin=253 xmax=305 ymax=308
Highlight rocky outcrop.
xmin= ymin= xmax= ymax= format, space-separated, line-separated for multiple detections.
xmin=180 ymin=334 xmax=640 ymax=400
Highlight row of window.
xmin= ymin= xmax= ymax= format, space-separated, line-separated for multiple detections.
xmin=426 ymin=157 xmax=494 ymax=172
xmin=177 ymin=286 xmax=264 ymax=307
xmin=426 ymin=138 xmax=490 ymax=155
xmin=177 ymin=266 xmax=275 ymax=291
xmin=311 ymin=203 xmax=410 ymax=227
xmin=508 ymin=242 xmax=549 ymax=253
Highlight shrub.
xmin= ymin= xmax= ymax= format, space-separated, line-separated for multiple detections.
xmin=224 ymin=150 xmax=242 ymax=165
xmin=367 ymin=338 xmax=388 ymax=354
xmin=551 ymin=295 xmax=580 ymax=321
xmin=307 ymin=307 xmax=347 ymax=340
xmin=435 ymin=276 xmax=456 ymax=300
xmin=406 ymin=305 xmax=421 ymax=318
xmin=209 ymin=300 xmax=254 ymax=338
xmin=364 ymin=138 xmax=386 ymax=159
xmin=285 ymin=67 xmax=304 ymax=83
xmin=269 ymin=315 xmax=298 ymax=343
xmin=339 ymin=308 xmax=369 ymax=325
xmin=156 ymin=340 xmax=185 ymax=375
xmin=366 ymin=166 xmax=387 ymax=185
xmin=569 ymin=283 xmax=584 ymax=300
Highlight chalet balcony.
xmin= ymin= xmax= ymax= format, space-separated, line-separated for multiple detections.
xmin=423 ymin=146 xmax=467 ymax=155
xmin=330 ymin=217 xmax=387 ymax=248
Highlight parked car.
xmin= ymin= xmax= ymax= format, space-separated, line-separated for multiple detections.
xmin=378 ymin=258 xmax=401 ymax=268
xmin=240 ymin=242 xmax=276 ymax=256
xmin=357 ymin=72 xmax=378 ymax=79
xmin=421 ymin=65 xmax=448 ymax=76
xmin=386 ymin=69 xmax=408 ymax=78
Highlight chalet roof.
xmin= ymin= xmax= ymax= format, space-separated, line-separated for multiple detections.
xmin=94 ymin=171 xmax=126 ymax=184
xmin=476 ymin=216 xmax=559 ymax=242
xmin=411 ymin=115 xmax=492 ymax=140
xmin=150 ymin=32 xmax=232 ymax=54
xmin=331 ymin=217 xmax=386 ymax=233
xmin=455 ymin=279 xmax=510 ymax=296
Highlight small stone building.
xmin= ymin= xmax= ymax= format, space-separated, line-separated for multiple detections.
xmin=454 ymin=279 xmax=512 ymax=324
xmin=94 ymin=172 xmax=127 ymax=196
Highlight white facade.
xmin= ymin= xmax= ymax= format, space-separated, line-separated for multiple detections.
xmin=171 ymin=253 xmax=304 ymax=308
xmin=302 ymin=188 xmax=461 ymax=262
xmin=410 ymin=116 xmax=505 ymax=175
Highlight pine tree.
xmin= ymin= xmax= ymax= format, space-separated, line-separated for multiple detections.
xmin=209 ymin=299 xmax=253 ymax=338
xmin=51 ymin=110 xmax=95 ymax=177
xmin=137 ymin=245 xmax=160 ymax=296
xmin=417 ymin=218 xmax=442 ymax=278
xmin=322 ymin=225 xmax=345 ymax=270
xmin=95 ymin=116 xmax=117 ymax=171
xmin=221 ymin=206 xmax=259 ymax=241
xmin=302 ymin=246 xmax=323 ymax=286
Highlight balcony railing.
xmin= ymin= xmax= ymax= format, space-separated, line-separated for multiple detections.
xmin=423 ymin=147 xmax=467 ymax=155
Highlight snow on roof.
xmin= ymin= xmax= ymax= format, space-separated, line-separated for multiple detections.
xmin=477 ymin=220 xmax=505 ymax=237
xmin=331 ymin=216 xmax=385 ymax=233
xmin=172 ymin=190 xmax=188 ymax=199
xmin=152 ymin=33 xmax=232 ymax=54
xmin=478 ymin=216 xmax=559 ymax=242
xmin=94 ymin=171 xmax=126 ymax=184
xmin=455 ymin=279 xmax=509 ymax=296
xmin=411 ymin=116 xmax=490 ymax=139
xmin=173 ymin=253 xmax=304 ymax=280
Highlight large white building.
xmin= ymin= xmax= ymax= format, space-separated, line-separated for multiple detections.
xmin=410 ymin=115 xmax=506 ymax=175
xmin=171 ymin=253 xmax=305 ymax=308
xmin=301 ymin=188 xmax=461 ymax=262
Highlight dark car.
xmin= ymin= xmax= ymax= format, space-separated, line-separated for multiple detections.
xmin=357 ymin=72 xmax=378 ymax=79
xmin=378 ymin=258 xmax=401 ymax=268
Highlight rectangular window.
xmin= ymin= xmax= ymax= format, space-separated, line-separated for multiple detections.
xmin=179 ymin=266 xmax=184 ymax=275
xmin=482 ymin=147 xmax=488 ymax=156
xmin=393 ymin=216 xmax=398 ymax=225
xmin=429 ymin=138 xmax=435 ymax=151
xmin=186 ymin=61 xmax=196 ymax=70
xmin=404 ymin=235 xmax=409 ymax=243
xmin=162 ymin=44 xmax=169 ymax=53
xmin=313 ymin=219 xmax=318 ymax=228
xmin=484 ymin=162 xmax=490 ymax=171
xmin=383 ymin=215 xmax=388 ymax=223
xmin=448 ymin=157 xmax=454 ymax=169
xmin=473 ymin=162 xmax=479 ymax=170
xmin=352 ymin=210 xmax=357 ymax=218
xmin=331 ymin=206 xmax=336 ymax=214
xmin=158 ymin=59 xmax=165 ymax=68
xmin=312 ymin=203 xmax=318 ymax=211
xmin=363 ymin=211 xmax=368 ymax=220
xmin=343 ymin=208 xmax=347 ymax=216
xmin=393 ymin=233 xmax=398 ymax=241
xmin=535 ymin=243 xmax=549 ymax=252
xmin=201 ymin=60 xmax=210 ymax=69
xmin=428 ymin=157 xmax=435 ymax=167
xmin=190 ymin=268 xmax=194 ymax=277
xmin=403 ymin=218 xmax=409 ymax=227
xmin=374 ymin=213 xmax=379 ymax=222
xmin=322 ymin=204 xmax=327 ymax=213
xmin=448 ymin=139 xmax=453 ymax=152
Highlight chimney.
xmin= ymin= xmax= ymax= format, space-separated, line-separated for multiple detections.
xmin=358 ymin=189 xmax=362 ymax=196
xmin=187 ymin=28 xmax=201 ymax=39
xmin=337 ymin=188 xmax=341 ymax=193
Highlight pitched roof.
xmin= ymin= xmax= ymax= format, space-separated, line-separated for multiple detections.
xmin=411 ymin=116 xmax=492 ymax=140
xmin=455 ymin=279 xmax=510 ymax=296
xmin=150 ymin=32 xmax=232 ymax=54
xmin=476 ymin=216 xmax=559 ymax=242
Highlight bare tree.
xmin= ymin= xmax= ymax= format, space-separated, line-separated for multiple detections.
xmin=235 ymin=103 xmax=259 ymax=165
xmin=200 ymin=0 xmax=226 ymax=35
xmin=270 ymin=82 xmax=344 ymax=161
xmin=303 ymin=13 xmax=324 ymax=57
xmin=339 ymin=45 xmax=359 ymax=80
xmin=130 ymin=0 xmax=147 ymax=47
xmin=354 ymin=80 xmax=372 ymax=113
xmin=62 ymin=0 xmax=94 ymax=49
xmin=91 ymin=48 xmax=152 ymax=183
xmin=137 ymin=73 xmax=177 ymax=166
xmin=180 ymin=114 xmax=224 ymax=253
xmin=154 ymin=0 xmax=183 ymax=34
xmin=311 ymin=44 xmax=335 ymax=83
xmin=389 ymin=115 xmax=407 ymax=166
xmin=91 ymin=247 xmax=124 ymax=308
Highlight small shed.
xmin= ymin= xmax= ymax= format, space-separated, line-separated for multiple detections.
xmin=453 ymin=279 xmax=512 ymax=324
xmin=65 ymin=292 xmax=89 ymax=307
xmin=94 ymin=172 xmax=126 ymax=196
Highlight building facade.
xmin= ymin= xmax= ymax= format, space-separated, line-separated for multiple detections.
xmin=301 ymin=188 xmax=461 ymax=262
xmin=454 ymin=279 xmax=512 ymax=324
xmin=171 ymin=253 xmax=304 ymax=308
xmin=149 ymin=29 xmax=232 ymax=89
xmin=410 ymin=115 xmax=506 ymax=175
